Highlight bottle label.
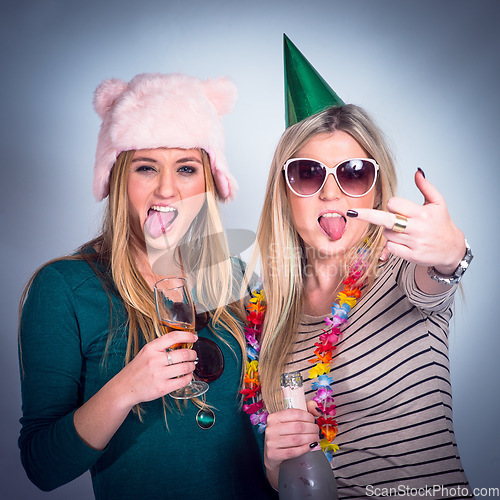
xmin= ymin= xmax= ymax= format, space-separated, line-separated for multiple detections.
xmin=281 ymin=386 xmax=307 ymax=411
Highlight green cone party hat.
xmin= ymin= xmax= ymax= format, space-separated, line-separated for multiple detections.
xmin=284 ymin=34 xmax=345 ymax=127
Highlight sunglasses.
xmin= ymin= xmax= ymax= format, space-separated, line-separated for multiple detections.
xmin=192 ymin=308 xmax=225 ymax=383
xmin=283 ymin=157 xmax=379 ymax=198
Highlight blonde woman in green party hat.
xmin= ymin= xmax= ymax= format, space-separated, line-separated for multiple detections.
xmin=240 ymin=35 xmax=473 ymax=497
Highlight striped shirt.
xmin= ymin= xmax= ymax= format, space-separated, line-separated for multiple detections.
xmin=286 ymin=256 xmax=472 ymax=499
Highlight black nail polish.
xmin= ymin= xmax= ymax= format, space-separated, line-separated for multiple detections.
xmin=417 ymin=167 xmax=426 ymax=178
xmin=346 ymin=210 xmax=358 ymax=218
xmin=315 ymin=406 xmax=324 ymax=414
xmin=309 ymin=441 xmax=319 ymax=449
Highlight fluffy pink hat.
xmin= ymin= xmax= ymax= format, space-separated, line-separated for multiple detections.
xmin=92 ymin=73 xmax=238 ymax=201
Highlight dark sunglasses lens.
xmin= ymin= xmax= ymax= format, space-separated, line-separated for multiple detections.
xmin=193 ymin=337 xmax=224 ymax=383
xmin=287 ymin=159 xmax=326 ymax=195
xmin=337 ymin=160 xmax=376 ymax=196
xmin=194 ymin=311 xmax=209 ymax=331
xmin=193 ymin=303 xmax=211 ymax=331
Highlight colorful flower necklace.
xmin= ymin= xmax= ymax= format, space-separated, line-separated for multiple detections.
xmin=240 ymin=258 xmax=366 ymax=460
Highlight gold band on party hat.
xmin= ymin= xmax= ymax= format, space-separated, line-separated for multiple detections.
xmin=392 ymin=214 xmax=408 ymax=233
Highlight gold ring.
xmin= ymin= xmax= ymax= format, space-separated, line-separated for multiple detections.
xmin=166 ymin=351 xmax=173 ymax=365
xmin=392 ymin=214 xmax=408 ymax=233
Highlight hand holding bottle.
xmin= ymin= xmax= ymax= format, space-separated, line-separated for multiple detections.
xmin=264 ymin=405 xmax=320 ymax=476
xmin=264 ymin=372 xmax=338 ymax=499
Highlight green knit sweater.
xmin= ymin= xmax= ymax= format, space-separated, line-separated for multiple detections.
xmin=19 ymin=254 xmax=276 ymax=499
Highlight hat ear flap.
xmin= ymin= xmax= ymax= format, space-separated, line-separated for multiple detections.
xmin=203 ymin=77 xmax=238 ymax=116
xmin=93 ymin=78 xmax=128 ymax=118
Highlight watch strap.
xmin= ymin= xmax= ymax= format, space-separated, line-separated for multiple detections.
xmin=427 ymin=239 xmax=473 ymax=286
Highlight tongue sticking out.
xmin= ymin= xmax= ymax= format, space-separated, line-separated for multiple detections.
xmin=319 ymin=214 xmax=346 ymax=241
xmin=144 ymin=210 xmax=177 ymax=239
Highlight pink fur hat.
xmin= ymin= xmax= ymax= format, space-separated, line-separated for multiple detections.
xmin=92 ymin=72 xmax=238 ymax=201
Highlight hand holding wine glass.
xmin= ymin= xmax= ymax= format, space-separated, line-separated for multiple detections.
xmin=154 ymin=277 xmax=209 ymax=399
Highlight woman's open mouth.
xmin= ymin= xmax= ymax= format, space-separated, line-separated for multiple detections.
xmin=318 ymin=212 xmax=346 ymax=241
xmin=144 ymin=205 xmax=179 ymax=238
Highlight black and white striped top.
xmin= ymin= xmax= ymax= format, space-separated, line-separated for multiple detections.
xmin=287 ymin=256 xmax=472 ymax=499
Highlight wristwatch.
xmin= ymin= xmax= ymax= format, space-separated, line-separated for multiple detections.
xmin=427 ymin=239 xmax=473 ymax=286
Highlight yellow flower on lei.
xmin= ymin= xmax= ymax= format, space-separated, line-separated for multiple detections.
xmin=320 ymin=439 xmax=339 ymax=454
xmin=246 ymin=359 xmax=259 ymax=375
xmin=309 ymin=362 xmax=331 ymax=379
xmin=337 ymin=292 xmax=357 ymax=308
xmin=249 ymin=290 xmax=265 ymax=304
xmin=244 ymin=360 xmax=260 ymax=386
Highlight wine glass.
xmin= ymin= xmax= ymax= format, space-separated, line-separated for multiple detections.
xmin=154 ymin=277 xmax=209 ymax=399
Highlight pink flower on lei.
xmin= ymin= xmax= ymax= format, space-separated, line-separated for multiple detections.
xmin=243 ymin=400 xmax=264 ymax=414
xmin=250 ymin=411 xmax=268 ymax=433
xmin=313 ymin=386 xmax=333 ymax=404
xmin=245 ymin=332 xmax=260 ymax=351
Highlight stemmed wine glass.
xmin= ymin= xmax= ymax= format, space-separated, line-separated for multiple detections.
xmin=154 ymin=277 xmax=209 ymax=399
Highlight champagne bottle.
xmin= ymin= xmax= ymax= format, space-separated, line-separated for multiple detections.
xmin=278 ymin=372 xmax=339 ymax=500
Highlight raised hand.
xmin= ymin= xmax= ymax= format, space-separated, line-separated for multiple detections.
xmin=348 ymin=169 xmax=465 ymax=276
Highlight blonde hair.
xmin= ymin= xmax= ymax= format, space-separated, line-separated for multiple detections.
xmin=20 ymin=149 xmax=245 ymax=414
xmin=249 ymin=105 xmax=397 ymax=412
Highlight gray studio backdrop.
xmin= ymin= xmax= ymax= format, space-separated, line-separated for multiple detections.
xmin=1 ymin=1 xmax=499 ymax=498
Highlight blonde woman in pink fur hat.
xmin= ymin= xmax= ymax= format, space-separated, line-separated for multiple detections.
xmin=18 ymin=73 xmax=277 ymax=499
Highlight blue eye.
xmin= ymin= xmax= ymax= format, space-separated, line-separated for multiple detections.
xmin=135 ymin=165 xmax=156 ymax=173
xmin=178 ymin=166 xmax=197 ymax=174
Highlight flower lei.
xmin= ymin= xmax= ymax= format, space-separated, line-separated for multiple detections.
xmin=240 ymin=259 xmax=366 ymax=461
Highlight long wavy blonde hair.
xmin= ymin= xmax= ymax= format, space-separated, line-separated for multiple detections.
xmin=247 ymin=105 xmax=398 ymax=412
xmin=20 ymin=149 xmax=246 ymax=405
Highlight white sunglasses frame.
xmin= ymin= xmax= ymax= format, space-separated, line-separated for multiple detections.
xmin=282 ymin=157 xmax=380 ymax=198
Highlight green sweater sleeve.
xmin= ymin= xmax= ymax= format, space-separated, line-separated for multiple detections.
xmin=19 ymin=264 xmax=105 ymax=491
